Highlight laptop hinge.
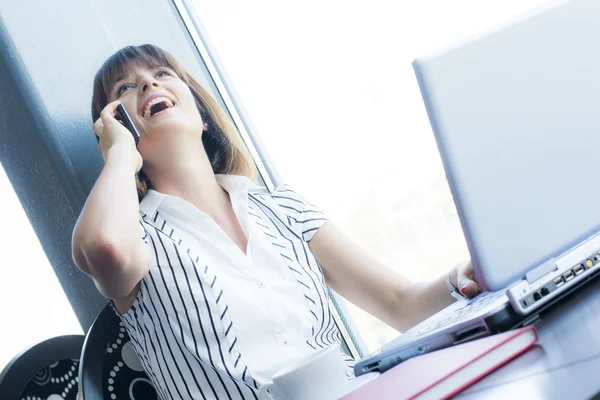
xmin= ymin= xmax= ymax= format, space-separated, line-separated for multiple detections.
xmin=526 ymin=258 xmax=558 ymax=283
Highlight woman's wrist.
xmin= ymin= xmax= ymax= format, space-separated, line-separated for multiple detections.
xmin=449 ymin=267 xmax=457 ymax=289
xmin=105 ymin=142 xmax=141 ymax=174
xmin=446 ymin=267 xmax=465 ymax=300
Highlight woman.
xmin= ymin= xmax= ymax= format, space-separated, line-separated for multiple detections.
xmin=72 ymin=44 xmax=480 ymax=399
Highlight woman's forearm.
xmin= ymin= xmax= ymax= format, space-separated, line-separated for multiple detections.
xmin=310 ymin=222 xmax=458 ymax=333
xmin=393 ymin=274 xmax=455 ymax=332
xmin=71 ymin=143 xmax=143 ymax=296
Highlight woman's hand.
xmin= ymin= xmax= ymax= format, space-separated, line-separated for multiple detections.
xmin=93 ymin=100 xmax=143 ymax=173
xmin=450 ymin=259 xmax=480 ymax=298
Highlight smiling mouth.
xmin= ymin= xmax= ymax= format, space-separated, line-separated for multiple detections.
xmin=144 ymin=97 xmax=175 ymax=119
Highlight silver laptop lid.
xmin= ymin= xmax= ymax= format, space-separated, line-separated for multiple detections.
xmin=412 ymin=0 xmax=600 ymax=291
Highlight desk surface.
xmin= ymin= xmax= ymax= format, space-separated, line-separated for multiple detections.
xmin=454 ymin=275 xmax=600 ymax=399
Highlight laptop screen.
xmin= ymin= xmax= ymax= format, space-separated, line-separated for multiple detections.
xmin=412 ymin=0 xmax=600 ymax=291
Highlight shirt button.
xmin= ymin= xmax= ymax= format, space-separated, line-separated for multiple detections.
xmin=257 ymin=281 xmax=265 ymax=288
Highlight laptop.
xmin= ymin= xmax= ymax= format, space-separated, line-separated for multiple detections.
xmin=355 ymin=0 xmax=600 ymax=376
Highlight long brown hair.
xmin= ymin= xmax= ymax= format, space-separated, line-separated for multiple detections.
xmin=91 ymin=44 xmax=257 ymax=200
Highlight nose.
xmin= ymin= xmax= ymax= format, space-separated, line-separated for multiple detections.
xmin=139 ymin=74 xmax=160 ymax=93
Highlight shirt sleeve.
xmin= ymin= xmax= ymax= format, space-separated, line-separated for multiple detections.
xmin=271 ymin=184 xmax=330 ymax=242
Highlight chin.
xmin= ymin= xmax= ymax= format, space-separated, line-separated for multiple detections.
xmin=149 ymin=125 xmax=203 ymax=144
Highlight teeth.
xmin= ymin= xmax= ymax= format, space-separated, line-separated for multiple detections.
xmin=144 ymin=97 xmax=174 ymax=118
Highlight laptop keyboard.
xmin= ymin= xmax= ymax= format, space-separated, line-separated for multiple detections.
xmin=415 ymin=290 xmax=507 ymax=336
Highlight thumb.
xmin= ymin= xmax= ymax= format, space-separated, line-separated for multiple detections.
xmin=457 ymin=278 xmax=479 ymax=298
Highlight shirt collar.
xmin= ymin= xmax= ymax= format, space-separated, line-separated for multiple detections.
xmin=215 ymin=174 xmax=256 ymax=195
xmin=139 ymin=174 xmax=263 ymax=218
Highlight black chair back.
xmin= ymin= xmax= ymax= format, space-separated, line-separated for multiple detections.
xmin=78 ymin=303 xmax=158 ymax=399
xmin=0 ymin=335 xmax=84 ymax=400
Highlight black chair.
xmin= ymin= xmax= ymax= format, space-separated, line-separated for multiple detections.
xmin=0 ymin=334 xmax=85 ymax=400
xmin=79 ymin=303 xmax=159 ymax=399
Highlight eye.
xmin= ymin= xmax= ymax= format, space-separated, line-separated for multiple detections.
xmin=115 ymin=69 xmax=171 ymax=98
xmin=117 ymin=84 xmax=134 ymax=97
xmin=156 ymin=68 xmax=172 ymax=78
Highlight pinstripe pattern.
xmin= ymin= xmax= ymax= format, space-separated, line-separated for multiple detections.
xmin=249 ymin=185 xmax=355 ymax=377
xmin=116 ymin=176 xmax=354 ymax=399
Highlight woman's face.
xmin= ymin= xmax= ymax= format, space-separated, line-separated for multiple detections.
xmin=107 ymin=62 xmax=204 ymax=157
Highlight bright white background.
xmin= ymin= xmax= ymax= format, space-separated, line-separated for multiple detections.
xmin=0 ymin=0 xmax=552 ymax=371
xmin=0 ymin=167 xmax=82 ymax=371
xmin=190 ymin=0 xmax=553 ymax=351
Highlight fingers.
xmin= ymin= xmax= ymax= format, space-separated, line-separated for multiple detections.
xmin=464 ymin=259 xmax=476 ymax=280
xmin=93 ymin=117 xmax=104 ymax=136
xmin=99 ymin=100 xmax=121 ymax=124
xmin=458 ymin=279 xmax=479 ymax=298
xmin=94 ymin=100 xmax=121 ymax=149
xmin=93 ymin=114 xmax=103 ymax=128
xmin=457 ymin=259 xmax=480 ymax=298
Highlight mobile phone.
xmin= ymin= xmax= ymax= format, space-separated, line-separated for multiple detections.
xmin=115 ymin=103 xmax=140 ymax=145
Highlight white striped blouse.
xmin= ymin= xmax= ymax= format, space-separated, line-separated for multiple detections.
xmin=116 ymin=174 xmax=355 ymax=399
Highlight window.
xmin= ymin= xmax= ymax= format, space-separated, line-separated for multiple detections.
xmin=187 ymin=0 xmax=553 ymax=352
xmin=0 ymin=165 xmax=82 ymax=371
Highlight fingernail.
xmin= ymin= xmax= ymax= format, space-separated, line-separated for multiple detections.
xmin=461 ymin=286 xmax=468 ymax=295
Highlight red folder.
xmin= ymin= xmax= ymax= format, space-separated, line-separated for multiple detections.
xmin=342 ymin=325 xmax=538 ymax=400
